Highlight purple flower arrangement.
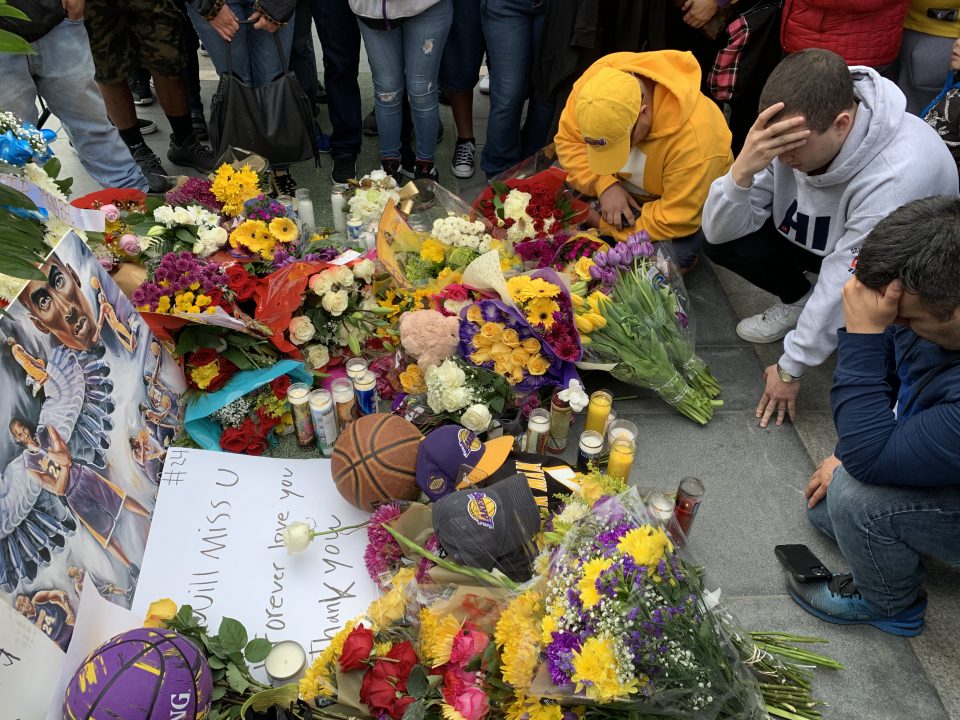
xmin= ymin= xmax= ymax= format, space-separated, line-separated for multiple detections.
xmin=131 ymin=252 xmax=226 ymax=311
xmin=165 ymin=177 xmax=223 ymax=213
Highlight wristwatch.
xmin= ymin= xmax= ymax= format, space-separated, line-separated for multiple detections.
xmin=777 ymin=364 xmax=802 ymax=384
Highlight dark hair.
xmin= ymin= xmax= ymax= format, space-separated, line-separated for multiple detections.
xmin=856 ymin=196 xmax=960 ymax=320
xmin=9 ymin=417 xmax=36 ymax=443
xmin=759 ymin=49 xmax=856 ymax=132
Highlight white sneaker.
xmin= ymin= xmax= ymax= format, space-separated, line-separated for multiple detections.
xmin=479 ymin=75 xmax=490 ymax=94
xmin=451 ymin=139 xmax=476 ymax=178
xmin=736 ymin=292 xmax=810 ymax=343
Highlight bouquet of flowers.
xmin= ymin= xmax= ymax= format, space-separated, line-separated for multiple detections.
xmin=501 ymin=485 xmax=767 ymax=718
xmin=145 ymin=202 xmax=229 ymax=259
xmin=211 ymin=163 xmax=262 ymax=217
xmin=210 ymin=374 xmax=292 ymax=454
xmin=348 ymin=169 xmax=401 ymax=226
xmin=415 ymin=356 xmax=514 ymax=433
xmin=165 ymin=176 xmax=224 ymax=213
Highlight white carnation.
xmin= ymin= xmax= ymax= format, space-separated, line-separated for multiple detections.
xmin=153 ymin=205 xmax=176 ymax=227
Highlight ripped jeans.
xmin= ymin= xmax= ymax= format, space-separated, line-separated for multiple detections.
xmin=357 ymin=0 xmax=453 ymax=162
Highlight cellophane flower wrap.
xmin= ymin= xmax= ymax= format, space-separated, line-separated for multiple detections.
xmin=502 ymin=486 xmax=766 ymax=719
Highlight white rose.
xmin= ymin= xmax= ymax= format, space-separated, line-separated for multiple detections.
xmin=283 ymin=520 xmax=314 ymax=554
xmin=368 ymin=169 xmax=387 ymax=183
xmin=308 ymin=271 xmax=335 ymax=296
xmin=304 ymin=344 xmax=330 ymax=370
xmin=321 ymin=289 xmax=350 ymax=316
xmin=352 ymin=258 xmax=375 ymax=283
xmin=173 ymin=207 xmax=194 ymax=226
xmin=441 ymin=386 xmax=471 ymax=412
xmin=433 ymin=359 xmax=466 ymax=389
xmin=333 ymin=266 xmax=355 ymax=287
xmin=461 ymin=404 xmax=492 ymax=432
xmin=502 ymin=190 xmax=531 ymax=222
xmin=288 ymin=316 xmax=316 ymax=345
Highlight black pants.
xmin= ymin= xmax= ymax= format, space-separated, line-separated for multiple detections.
xmin=703 ymin=218 xmax=824 ymax=304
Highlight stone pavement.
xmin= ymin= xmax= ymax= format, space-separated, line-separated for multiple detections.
xmin=41 ymin=46 xmax=960 ymax=719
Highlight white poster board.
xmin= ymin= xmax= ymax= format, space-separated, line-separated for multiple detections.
xmin=0 ymin=601 xmax=66 ymax=720
xmin=132 ymin=448 xmax=379 ymax=668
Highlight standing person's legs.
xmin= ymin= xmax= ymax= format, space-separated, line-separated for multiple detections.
xmin=703 ymin=219 xmax=822 ymax=304
xmin=401 ymin=0 xmax=453 ymax=165
xmin=807 ymin=466 xmax=960 ymax=616
xmin=518 ymin=0 xmax=552 ymax=161
xmin=186 ymin=1 xmax=254 ymax=84
xmin=0 ymin=21 xmax=149 ymax=191
xmin=480 ymin=0 xmax=543 ymax=178
xmin=898 ymin=29 xmax=955 ymax=114
xmin=357 ymin=20 xmax=407 ymax=164
xmin=291 ymin=0 xmax=320 ymax=109
xmin=248 ymin=13 xmax=296 ymax=86
xmin=439 ymin=0 xmax=485 ymax=178
xmin=314 ymin=0 xmax=362 ymax=174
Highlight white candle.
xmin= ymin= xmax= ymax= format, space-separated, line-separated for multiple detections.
xmin=331 ymin=191 xmax=347 ymax=233
xmin=646 ymin=493 xmax=676 ymax=524
xmin=298 ymin=199 xmax=316 ymax=231
xmin=264 ymin=640 xmax=307 ymax=686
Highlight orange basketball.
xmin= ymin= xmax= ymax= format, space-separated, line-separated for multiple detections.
xmin=332 ymin=414 xmax=423 ymax=511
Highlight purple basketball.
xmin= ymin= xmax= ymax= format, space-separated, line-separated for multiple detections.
xmin=62 ymin=627 xmax=213 ymax=720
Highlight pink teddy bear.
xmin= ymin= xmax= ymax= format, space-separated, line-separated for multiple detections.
xmin=399 ymin=309 xmax=461 ymax=370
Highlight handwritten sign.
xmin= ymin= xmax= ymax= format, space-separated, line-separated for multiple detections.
xmin=132 ymin=449 xmax=378 ymax=669
xmin=0 ymin=174 xmax=105 ymax=232
xmin=0 ymin=601 xmax=66 ymax=720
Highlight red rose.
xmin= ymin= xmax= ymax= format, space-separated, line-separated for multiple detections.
xmin=225 ymin=264 xmax=258 ymax=301
xmin=189 ymin=347 xmax=218 ymax=367
xmin=220 ymin=427 xmax=249 ymax=453
xmin=270 ymin=374 xmax=292 ymax=399
xmin=246 ymin=435 xmax=269 ymax=456
xmin=340 ymin=624 xmax=375 ymax=672
xmin=359 ymin=641 xmax=419 ymax=719
xmin=206 ymin=356 xmax=239 ymax=392
xmin=387 ymin=640 xmax=418 ymax=679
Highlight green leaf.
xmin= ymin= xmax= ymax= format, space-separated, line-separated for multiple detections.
xmin=0 ymin=2 xmax=28 ymax=19
xmin=174 ymin=605 xmax=196 ymax=626
xmin=0 ymin=184 xmax=39 ymax=210
xmin=221 ymin=347 xmax=254 ymax=371
xmin=401 ymin=699 xmax=426 ymax=720
xmin=225 ymin=663 xmax=250 ymax=694
xmin=0 ymin=254 xmax=43 ymax=280
xmin=176 ymin=228 xmax=197 ymax=246
xmin=211 ymin=684 xmax=227 ymax=701
xmin=0 ymin=27 xmax=32 ymax=54
xmin=347 ymin=332 xmax=361 ymax=356
xmin=211 ymin=667 xmax=227 ymax=683
xmin=208 ymin=655 xmax=226 ymax=669
xmin=55 ymin=177 xmax=73 ymax=195
xmin=218 ymin=617 xmax=248 ymax=653
xmin=41 ymin=156 xmax=61 ymax=180
xmin=145 ymin=194 xmax=165 ymax=212
xmin=244 ymin=637 xmax=273 ymax=664
xmin=406 ymin=665 xmax=428 ymax=699
xmin=239 ymin=683 xmax=300 ymax=718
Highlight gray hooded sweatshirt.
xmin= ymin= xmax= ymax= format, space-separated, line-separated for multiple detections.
xmin=702 ymin=67 xmax=959 ymax=377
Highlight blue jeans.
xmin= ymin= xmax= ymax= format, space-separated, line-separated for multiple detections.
xmin=186 ymin=1 xmax=295 ymax=87
xmin=0 ymin=19 xmax=149 ymax=191
xmin=357 ymin=0 xmax=453 ymax=162
xmin=480 ymin=0 xmax=553 ymax=177
xmin=439 ymin=0 xmax=485 ymax=93
xmin=808 ymin=465 xmax=960 ymax=615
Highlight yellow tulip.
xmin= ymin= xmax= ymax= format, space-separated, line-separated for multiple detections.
xmin=575 ymin=315 xmax=595 ymax=334
xmin=144 ymin=598 xmax=177 ymax=628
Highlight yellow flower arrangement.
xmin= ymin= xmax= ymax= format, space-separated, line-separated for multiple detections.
xmin=521 ymin=337 xmax=541 ymax=354
xmin=368 ymin=567 xmax=415 ymax=629
xmin=577 ymin=557 xmax=613 ymax=609
xmin=479 ymin=321 xmax=505 ymax=340
xmin=570 ymin=637 xmax=641 ymax=702
xmin=420 ymin=237 xmax=447 ymax=264
xmin=426 ymin=612 xmax=462 ymax=667
xmin=211 ymin=163 xmax=260 ymax=216
xmin=495 ymin=589 xmax=543 ymax=690
xmin=616 ymin=526 xmax=673 ymax=568
xmin=299 ymin=616 xmax=362 ymax=701
xmin=230 ymin=219 xmax=277 ymax=260
xmin=399 ymin=364 xmax=427 ymax=394
xmin=501 ymin=328 xmax=521 ymax=347
xmin=508 ymin=276 xmax=560 ymax=303
xmin=525 ymin=298 xmax=560 ymax=328
xmin=269 ymin=216 xmax=298 ymax=243
xmin=526 ymin=354 xmax=550 ymax=376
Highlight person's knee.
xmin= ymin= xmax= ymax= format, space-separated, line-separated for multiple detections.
xmin=373 ymin=84 xmax=404 ymax=107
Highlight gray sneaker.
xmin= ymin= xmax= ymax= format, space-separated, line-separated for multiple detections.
xmin=736 ymin=291 xmax=811 ymax=344
xmin=131 ymin=143 xmax=171 ymax=193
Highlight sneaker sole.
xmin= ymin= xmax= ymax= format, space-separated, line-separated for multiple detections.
xmin=451 ymin=164 xmax=475 ymax=179
xmin=788 ymin=589 xmax=925 ymax=637
xmin=139 ymin=120 xmax=158 ymax=135
xmin=735 ymin=323 xmax=792 ymax=344
xmin=133 ymin=98 xmax=154 ymax=106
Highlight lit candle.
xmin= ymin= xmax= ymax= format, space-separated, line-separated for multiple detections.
xmin=606 ymin=437 xmax=635 ymax=480
xmin=646 ymin=492 xmax=676 ymax=524
xmin=606 ymin=419 xmax=638 ymax=448
xmin=584 ymin=390 xmax=612 ymax=434
xmin=345 ymin=357 xmax=368 ymax=381
xmin=264 ymin=640 xmax=307 ymax=686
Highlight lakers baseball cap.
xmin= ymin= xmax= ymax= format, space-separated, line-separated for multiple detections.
xmin=575 ymin=67 xmax=643 ymax=176
xmin=415 ymin=425 xmax=514 ymax=501
xmin=432 ymin=473 xmax=541 ymax=581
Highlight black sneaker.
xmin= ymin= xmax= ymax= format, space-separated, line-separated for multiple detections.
xmin=138 ymin=117 xmax=158 ymax=135
xmin=167 ymin=133 xmax=217 ymax=174
xmin=381 ymin=158 xmax=403 ymax=186
xmin=363 ymin=109 xmax=377 ymax=137
xmin=317 ymin=81 xmax=328 ymax=104
xmin=451 ymin=138 xmax=476 ymax=179
xmin=191 ymin=111 xmax=209 ymax=142
xmin=414 ymin=159 xmax=439 ymax=182
xmin=131 ymin=143 xmax=171 ymax=193
xmin=400 ymin=146 xmax=415 ymax=179
xmin=271 ymin=170 xmax=297 ymax=197
xmin=332 ymin=156 xmax=357 ymax=184
xmin=130 ymin=76 xmax=153 ymax=106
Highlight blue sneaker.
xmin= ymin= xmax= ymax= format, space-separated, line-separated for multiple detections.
xmin=317 ymin=131 xmax=332 ymax=154
xmin=788 ymin=574 xmax=927 ymax=637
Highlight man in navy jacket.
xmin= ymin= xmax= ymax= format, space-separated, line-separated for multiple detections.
xmin=791 ymin=195 xmax=960 ymax=637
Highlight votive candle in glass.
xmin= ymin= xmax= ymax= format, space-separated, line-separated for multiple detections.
xmin=606 ymin=437 xmax=635 ymax=480
xmin=584 ymin=390 xmax=612 ymax=434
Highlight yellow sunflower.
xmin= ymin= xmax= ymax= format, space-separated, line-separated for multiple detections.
xmin=269 ymin=216 xmax=298 ymax=243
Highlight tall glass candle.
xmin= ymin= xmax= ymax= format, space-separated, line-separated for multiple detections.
xmin=606 ymin=437 xmax=635 ymax=480
xmin=584 ymin=390 xmax=612 ymax=434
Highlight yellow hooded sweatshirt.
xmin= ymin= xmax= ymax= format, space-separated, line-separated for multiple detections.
xmin=555 ymin=51 xmax=733 ymax=242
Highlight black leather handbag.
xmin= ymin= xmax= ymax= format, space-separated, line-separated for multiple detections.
xmin=209 ymin=30 xmax=319 ymax=166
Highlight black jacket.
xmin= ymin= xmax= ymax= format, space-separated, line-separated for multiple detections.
xmin=189 ymin=0 xmax=295 ymax=24
xmin=0 ymin=0 xmax=65 ymax=42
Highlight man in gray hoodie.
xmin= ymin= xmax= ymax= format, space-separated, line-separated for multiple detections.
xmin=702 ymin=49 xmax=958 ymax=428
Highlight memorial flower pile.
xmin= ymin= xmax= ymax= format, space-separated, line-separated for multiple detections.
xmin=131 ymin=252 xmax=226 ymax=314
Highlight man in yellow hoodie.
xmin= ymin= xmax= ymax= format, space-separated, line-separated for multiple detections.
xmin=555 ymin=51 xmax=733 ymax=267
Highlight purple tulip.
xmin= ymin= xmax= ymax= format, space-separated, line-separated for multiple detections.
xmin=594 ymin=251 xmax=607 ymax=267
xmin=589 ymin=265 xmax=603 ymax=280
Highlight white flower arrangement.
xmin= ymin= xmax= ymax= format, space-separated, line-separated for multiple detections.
xmin=430 ymin=215 xmax=494 ymax=253
xmin=153 ymin=204 xmax=221 ymax=232
xmin=347 ymin=172 xmax=400 ymax=223
xmin=425 ymin=358 xmax=475 ymax=413
xmin=498 ymin=188 xmax=555 ymax=244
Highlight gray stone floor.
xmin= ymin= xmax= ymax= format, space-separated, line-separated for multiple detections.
xmin=41 ymin=46 xmax=960 ymax=719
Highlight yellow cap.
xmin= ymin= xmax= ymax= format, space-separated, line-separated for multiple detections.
xmin=575 ymin=68 xmax=642 ymax=176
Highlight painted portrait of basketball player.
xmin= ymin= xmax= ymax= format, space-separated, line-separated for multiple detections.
xmin=0 ymin=232 xmax=186 ymax=653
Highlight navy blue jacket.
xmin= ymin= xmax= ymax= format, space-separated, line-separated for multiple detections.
xmin=831 ymin=327 xmax=960 ymax=487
